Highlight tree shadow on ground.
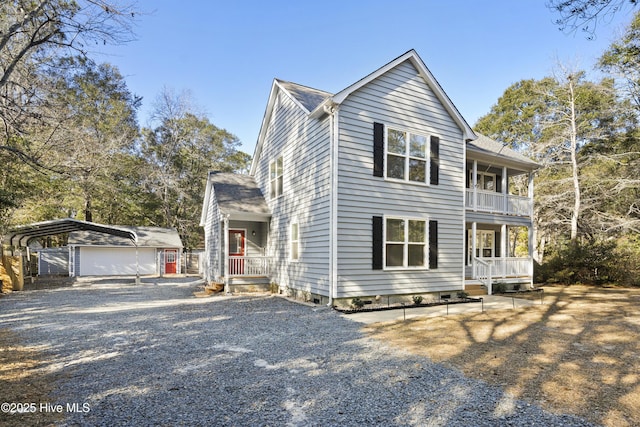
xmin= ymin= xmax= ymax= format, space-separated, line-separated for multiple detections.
xmin=365 ymin=285 xmax=640 ymax=427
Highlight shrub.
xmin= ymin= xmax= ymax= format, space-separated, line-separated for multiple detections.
xmin=412 ymin=295 xmax=423 ymax=305
xmin=351 ymin=297 xmax=365 ymax=309
xmin=494 ymin=282 xmax=507 ymax=294
xmin=456 ymin=291 xmax=469 ymax=299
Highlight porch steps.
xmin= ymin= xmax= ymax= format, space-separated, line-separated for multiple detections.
xmin=464 ymin=283 xmax=488 ymax=296
xmin=204 ymin=276 xmax=271 ymax=294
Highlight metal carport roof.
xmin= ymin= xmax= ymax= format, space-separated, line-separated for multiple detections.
xmin=3 ymin=219 xmax=138 ymax=248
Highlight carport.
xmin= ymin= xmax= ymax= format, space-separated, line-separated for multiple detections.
xmin=2 ymin=219 xmax=139 ymax=290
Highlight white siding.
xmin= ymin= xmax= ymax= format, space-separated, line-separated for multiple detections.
xmin=254 ymin=90 xmax=332 ymax=296
xmin=203 ymin=184 xmax=221 ymax=283
xmin=78 ymin=247 xmax=156 ymax=276
xmin=336 ymin=60 xmax=465 ymax=297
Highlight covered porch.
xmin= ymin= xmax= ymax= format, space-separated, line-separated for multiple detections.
xmin=465 ymin=222 xmax=534 ymax=295
xmin=221 ymin=216 xmax=271 ymax=283
xmin=202 ymin=172 xmax=273 ymax=293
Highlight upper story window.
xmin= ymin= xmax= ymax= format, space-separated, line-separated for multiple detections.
xmin=269 ymin=156 xmax=283 ymax=199
xmin=386 ymin=128 xmax=428 ymax=184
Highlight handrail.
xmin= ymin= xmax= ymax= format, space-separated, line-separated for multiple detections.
xmin=473 ymin=257 xmax=493 ymax=295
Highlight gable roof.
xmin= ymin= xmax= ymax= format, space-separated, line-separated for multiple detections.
xmin=467 ymin=133 xmax=539 ymax=170
xmin=276 ymin=80 xmax=332 ymax=113
xmin=200 ymin=172 xmax=271 ymax=224
xmin=68 ymin=226 xmax=183 ymax=248
xmin=250 ymin=49 xmax=476 ymax=175
xmin=321 ymin=50 xmax=475 ymax=141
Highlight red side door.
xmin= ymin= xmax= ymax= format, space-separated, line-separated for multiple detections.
xmin=228 ymin=230 xmax=245 ymax=275
xmin=165 ymin=249 xmax=178 ymax=274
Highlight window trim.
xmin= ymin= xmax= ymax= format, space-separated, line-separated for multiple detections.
xmin=269 ymin=156 xmax=284 ymax=199
xmin=384 ymin=127 xmax=431 ymax=185
xmin=382 ymin=216 xmax=429 ymax=270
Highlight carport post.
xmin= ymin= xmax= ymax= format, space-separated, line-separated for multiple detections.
xmin=135 ymin=243 xmax=140 ymax=285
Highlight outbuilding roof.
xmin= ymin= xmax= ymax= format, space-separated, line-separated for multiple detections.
xmin=68 ymin=226 xmax=183 ymax=248
xmin=3 ymin=219 xmax=137 ymax=247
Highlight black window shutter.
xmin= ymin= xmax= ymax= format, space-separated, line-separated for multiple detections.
xmin=373 ymin=122 xmax=384 ymax=177
xmin=496 ymin=175 xmax=502 ymax=193
xmin=495 ymin=231 xmax=501 ymax=258
xmin=430 ymin=136 xmax=440 ymax=185
xmin=372 ymin=216 xmax=383 ymax=270
xmin=429 ymin=220 xmax=438 ymax=269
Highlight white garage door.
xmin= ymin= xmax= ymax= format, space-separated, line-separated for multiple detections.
xmin=79 ymin=247 xmax=157 ymax=276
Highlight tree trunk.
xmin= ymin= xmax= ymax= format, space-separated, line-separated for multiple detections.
xmin=569 ymin=77 xmax=580 ymax=241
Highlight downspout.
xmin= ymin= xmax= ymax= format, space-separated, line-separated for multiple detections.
xmin=223 ymin=214 xmax=230 ymax=294
xmin=325 ymin=103 xmax=339 ymax=307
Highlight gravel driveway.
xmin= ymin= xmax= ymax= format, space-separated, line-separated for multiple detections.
xmin=0 ymin=278 xmax=595 ymax=426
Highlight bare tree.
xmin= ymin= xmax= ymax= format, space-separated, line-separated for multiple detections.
xmin=548 ymin=0 xmax=638 ymax=38
xmin=0 ymin=0 xmax=138 ymax=164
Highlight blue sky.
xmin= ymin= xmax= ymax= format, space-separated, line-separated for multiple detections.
xmin=98 ymin=0 xmax=635 ymax=154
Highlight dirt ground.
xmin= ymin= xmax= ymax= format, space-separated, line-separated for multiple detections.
xmin=366 ymin=285 xmax=640 ymax=427
xmin=3 ymin=285 xmax=640 ymax=426
xmin=0 ymin=328 xmax=64 ymax=426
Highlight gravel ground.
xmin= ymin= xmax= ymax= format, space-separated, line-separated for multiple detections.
xmin=0 ymin=277 xmax=597 ymax=426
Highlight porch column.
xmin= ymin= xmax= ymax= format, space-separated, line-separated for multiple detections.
xmin=501 ymin=224 xmax=507 ymax=278
xmin=528 ymin=171 xmax=535 ymax=287
xmin=223 ymin=214 xmax=230 ymax=294
xmin=471 ymin=222 xmax=477 ymax=277
xmin=502 ymin=166 xmax=508 ymax=214
xmin=472 ymin=160 xmax=478 ymax=211
xmin=528 ymin=172 xmax=535 ymax=217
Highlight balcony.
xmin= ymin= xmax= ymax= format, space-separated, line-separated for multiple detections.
xmin=466 ymin=189 xmax=532 ymax=217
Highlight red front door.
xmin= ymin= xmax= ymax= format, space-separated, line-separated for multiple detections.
xmin=228 ymin=230 xmax=245 ymax=275
xmin=165 ymin=249 xmax=178 ymax=274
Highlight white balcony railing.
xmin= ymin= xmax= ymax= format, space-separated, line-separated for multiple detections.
xmin=228 ymin=256 xmax=270 ymax=276
xmin=466 ymin=189 xmax=532 ymax=216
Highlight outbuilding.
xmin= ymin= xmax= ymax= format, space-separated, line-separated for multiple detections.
xmin=68 ymin=226 xmax=183 ymax=277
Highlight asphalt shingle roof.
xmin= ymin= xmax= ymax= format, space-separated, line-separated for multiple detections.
xmin=209 ymin=172 xmax=270 ymax=216
xmin=467 ymin=133 xmax=539 ymax=169
xmin=277 ymin=80 xmax=332 ymax=112
xmin=68 ymin=226 xmax=183 ymax=247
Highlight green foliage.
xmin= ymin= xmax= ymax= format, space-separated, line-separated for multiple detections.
xmin=412 ymin=295 xmax=423 ymax=305
xmin=535 ymin=238 xmax=640 ymax=286
xmin=494 ymin=283 xmax=507 ymax=294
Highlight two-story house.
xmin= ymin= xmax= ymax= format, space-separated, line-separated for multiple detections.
xmin=200 ymin=50 xmax=537 ymax=306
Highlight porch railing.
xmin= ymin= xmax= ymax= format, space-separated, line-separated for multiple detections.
xmin=228 ymin=256 xmax=270 ymax=276
xmin=471 ymin=257 xmax=533 ymax=294
xmin=466 ymin=189 xmax=532 ymax=216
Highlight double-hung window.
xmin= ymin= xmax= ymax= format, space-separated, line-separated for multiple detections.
xmin=386 ymin=128 xmax=428 ymax=184
xmin=384 ymin=217 xmax=427 ymax=268
xmin=269 ymin=156 xmax=283 ymax=199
